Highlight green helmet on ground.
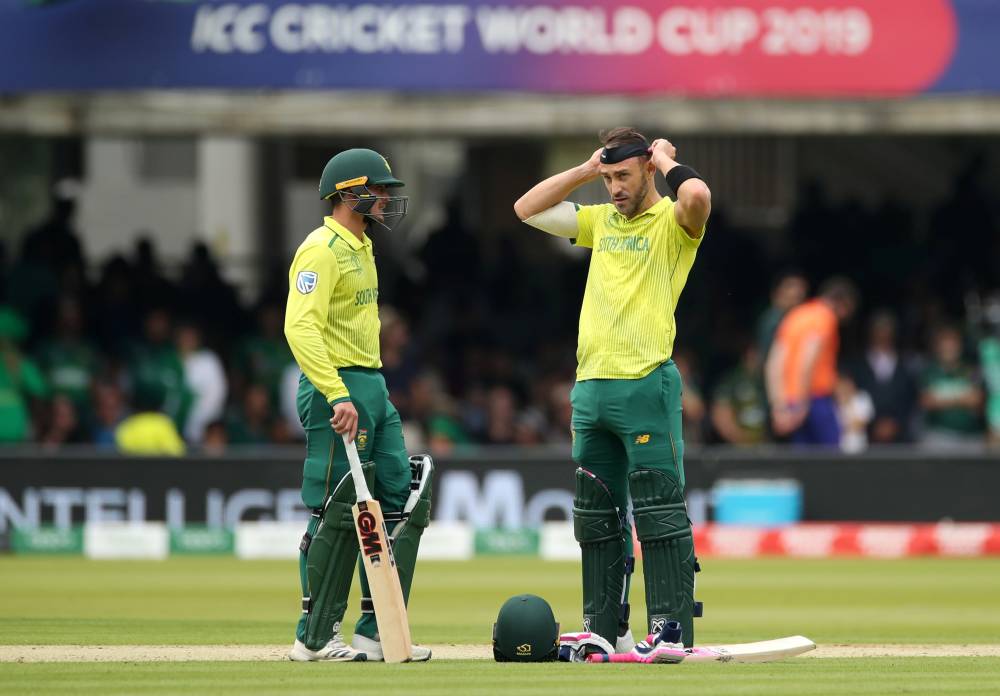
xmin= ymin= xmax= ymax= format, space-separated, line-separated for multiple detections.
xmin=492 ymin=594 xmax=560 ymax=662
xmin=318 ymin=148 xmax=408 ymax=231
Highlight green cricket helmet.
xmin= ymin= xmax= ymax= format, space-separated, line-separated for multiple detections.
xmin=492 ymin=594 xmax=560 ymax=662
xmin=318 ymin=148 xmax=408 ymax=230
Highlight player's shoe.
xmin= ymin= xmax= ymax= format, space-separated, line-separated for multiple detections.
xmin=615 ymin=628 xmax=636 ymax=654
xmin=352 ymin=633 xmax=432 ymax=662
xmin=288 ymin=634 xmax=367 ymax=662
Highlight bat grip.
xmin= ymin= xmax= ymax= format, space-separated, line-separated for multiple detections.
xmin=342 ymin=434 xmax=373 ymax=502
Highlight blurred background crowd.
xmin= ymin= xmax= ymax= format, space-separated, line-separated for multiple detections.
xmin=2 ymin=162 xmax=999 ymax=456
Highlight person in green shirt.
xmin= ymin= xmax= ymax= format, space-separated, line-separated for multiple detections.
xmin=235 ymin=303 xmax=294 ymax=405
xmin=0 ymin=307 xmax=48 ymax=443
xmin=755 ymin=270 xmax=808 ymax=360
xmin=128 ymin=308 xmax=192 ymax=431
xmin=711 ymin=344 xmax=768 ymax=445
xmin=225 ymin=383 xmax=285 ymax=445
xmin=920 ymin=325 xmax=984 ymax=448
xmin=36 ymin=297 xmax=98 ymax=434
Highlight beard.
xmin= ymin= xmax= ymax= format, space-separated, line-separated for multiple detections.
xmin=620 ymin=178 xmax=650 ymax=219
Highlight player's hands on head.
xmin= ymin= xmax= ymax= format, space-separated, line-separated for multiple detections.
xmin=648 ymin=138 xmax=677 ymax=167
xmin=582 ymin=147 xmax=604 ymax=179
xmin=330 ymin=401 xmax=359 ymax=443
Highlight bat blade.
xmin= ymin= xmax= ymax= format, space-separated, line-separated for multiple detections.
xmin=684 ymin=636 xmax=816 ymax=663
xmin=353 ymin=497 xmax=413 ymax=663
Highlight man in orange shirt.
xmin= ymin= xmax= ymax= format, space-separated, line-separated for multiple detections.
xmin=765 ymin=277 xmax=858 ymax=445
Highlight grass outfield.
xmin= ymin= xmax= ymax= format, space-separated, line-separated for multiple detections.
xmin=3 ymin=660 xmax=1000 ymax=696
xmin=2 ymin=556 xmax=1000 ymax=694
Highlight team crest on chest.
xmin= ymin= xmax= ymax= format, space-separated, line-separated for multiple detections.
xmin=296 ymin=271 xmax=318 ymax=294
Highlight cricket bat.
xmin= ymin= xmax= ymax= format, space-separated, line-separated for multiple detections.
xmin=684 ymin=635 xmax=816 ymax=663
xmin=586 ymin=635 xmax=815 ymax=665
xmin=344 ymin=434 xmax=413 ymax=663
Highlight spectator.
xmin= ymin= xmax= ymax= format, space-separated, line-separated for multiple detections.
xmin=514 ymin=410 xmax=546 ymax=446
xmin=380 ymin=305 xmax=420 ymax=414
xmin=279 ymin=362 xmax=306 ymax=441
xmin=176 ymin=321 xmax=228 ymax=444
xmin=850 ymin=310 xmax=917 ymax=443
xmin=5 ymin=234 xmax=59 ymax=329
xmin=92 ymin=381 xmax=126 ymax=448
xmin=673 ymin=349 xmax=706 ymax=445
xmin=201 ymin=419 xmax=229 ymax=455
xmin=36 ymin=296 xmax=98 ymax=433
xmin=968 ymin=290 xmax=1000 ymax=447
xmin=407 ymin=370 xmax=468 ymax=454
xmin=919 ymin=325 xmax=984 ymax=449
xmin=711 ymin=344 xmax=768 ymax=445
xmin=226 ymin=383 xmax=289 ymax=445
xmin=21 ymin=182 xmax=85 ymax=278
xmin=0 ymin=240 xmax=7 ymax=305
xmin=93 ymin=254 xmax=141 ymax=348
xmin=178 ymin=242 xmax=245 ymax=338
xmin=0 ymin=307 xmax=48 ymax=444
xmin=756 ymin=270 xmax=808 ymax=360
xmin=38 ymin=395 xmax=81 ymax=449
xmin=128 ymin=307 xmax=192 ymax=430
xmin=484 ymin=384 xmax=518 ymax=445
xmin=234 ymin=302 xmax=293 ymax=405
xmin=130 ymin=236 xmax=177 ymax=314
xmin=115 ymin=383 xmax=186 ymax=456
xmin=835 ymin=375 xmax=874 ymax=454
xmin=545 ymin=380 xmax=574 ymax=444
xmin=766 ymin=277 xmax=858 ymax=445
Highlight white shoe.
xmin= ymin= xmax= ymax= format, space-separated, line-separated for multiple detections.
xmin=352 ymin=633 xmax=432 ymax=662
xmin=288 ymin=635 xmax=367 ymax=662
xmin=615 ymin=628 xmax=636 ymax=654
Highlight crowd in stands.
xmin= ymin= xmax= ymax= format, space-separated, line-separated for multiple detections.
xmin=1 ymin=167 xmax=999 ymax=455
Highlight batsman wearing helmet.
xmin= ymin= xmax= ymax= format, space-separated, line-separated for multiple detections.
xmin=285 ymin=148 xmax=433 ymax=662
xmin=514 ymin=128 xmax=712 ymax=649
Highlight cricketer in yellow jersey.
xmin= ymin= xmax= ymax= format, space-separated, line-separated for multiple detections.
xmin=515 ymin=128 xmax=712 ymax=651
xmin=285 ymin=148 xmax=433 ymax=663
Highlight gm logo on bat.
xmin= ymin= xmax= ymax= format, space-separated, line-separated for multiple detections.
xmin=357 ymin=511 xmax=384 ymax=558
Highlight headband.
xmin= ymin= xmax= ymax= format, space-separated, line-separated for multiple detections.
xmin=600 ymin=141 xmax=651 ymax=164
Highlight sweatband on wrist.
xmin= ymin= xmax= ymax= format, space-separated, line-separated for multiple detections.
xmin=665 ymin=165 xmax=704 ymax=195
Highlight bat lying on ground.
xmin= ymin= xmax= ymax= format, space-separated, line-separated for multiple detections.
xmin=586 ymin=635 xmax=816 ymax=664
xmin=683 ymin=635 xmax=816 ymax=663
xmin=344 ymin=434 xmax=412 ymax=663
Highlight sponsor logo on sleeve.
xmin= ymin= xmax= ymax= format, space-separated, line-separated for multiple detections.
xmin=296 ymin=271 xmax=318 ymax=294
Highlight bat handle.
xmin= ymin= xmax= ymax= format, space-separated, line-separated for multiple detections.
xmin=342 ymin=435 xmax=373 ymax=502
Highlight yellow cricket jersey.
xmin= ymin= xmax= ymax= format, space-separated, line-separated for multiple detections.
xmin=573 ymin=197 xmax=705 ymax=380
xmin=284 ymin=217 xmax=381 ymax=403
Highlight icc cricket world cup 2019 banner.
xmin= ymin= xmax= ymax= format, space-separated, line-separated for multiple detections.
xmin=0 ymin=0 xmax=995 ymax=95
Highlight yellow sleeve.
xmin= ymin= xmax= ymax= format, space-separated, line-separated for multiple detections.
xmin=670 ymin=202 xmax=707 ymax=248
xmin=573 ymin=203 xmax=601 ymax=249
xmin=284 ymin=243 xmax=349 ymax=403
